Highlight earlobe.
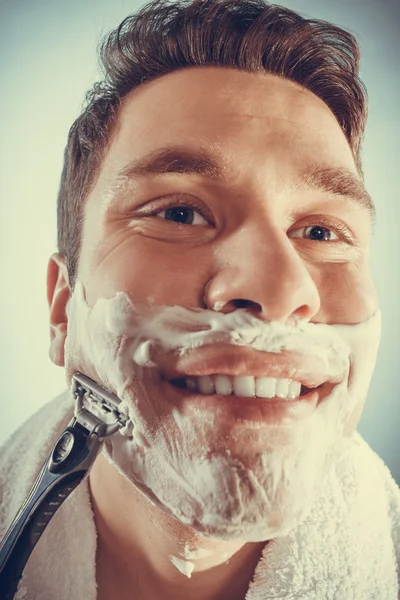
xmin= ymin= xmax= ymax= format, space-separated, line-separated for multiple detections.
xmin=47 ymin=253 xmax=71 ymax=367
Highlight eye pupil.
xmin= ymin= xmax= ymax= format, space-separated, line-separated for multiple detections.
xmin=308 ymin=226 xmax=330 ymax=241
xmin=164 ymin=207 xmax=194 ymax=224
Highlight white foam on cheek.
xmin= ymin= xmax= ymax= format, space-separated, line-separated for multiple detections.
xmin=334 ymin=314 xmax=381 ymax=402
xmin=65 ymin=281 xmax=381 ymax=542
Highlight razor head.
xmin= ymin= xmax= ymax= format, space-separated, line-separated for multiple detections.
xmin=72 ymin=372 xmax=130 ymax=437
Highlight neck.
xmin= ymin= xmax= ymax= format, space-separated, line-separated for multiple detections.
xmin=89 ymin=453 xmax=266 ymax=600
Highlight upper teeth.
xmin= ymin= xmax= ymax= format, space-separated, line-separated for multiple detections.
xmin=184 ymin=375 xmax=301 ymax=400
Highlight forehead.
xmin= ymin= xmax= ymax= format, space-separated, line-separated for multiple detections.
xmin=121 ymin=66 xmax=340 ymax=130
xmin=99 ymin=67 xmax=357 ymax=187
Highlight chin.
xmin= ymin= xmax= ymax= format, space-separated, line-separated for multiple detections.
xmin=184 ymin=449 xmax=328 ymax=543
xmin=187 ymin=491 xmax=315 ymax=543
xmin=105 ymin=415 xmax=332 ymax=544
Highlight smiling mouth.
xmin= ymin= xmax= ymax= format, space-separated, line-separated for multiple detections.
xmin=168 ymin=374 xmax=319 ymax=400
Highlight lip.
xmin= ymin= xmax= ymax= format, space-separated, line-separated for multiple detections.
xmin=161 ymin=378 xmax=330 ymax=425
xmin=158 ymin=343 xmax=342 ymax=389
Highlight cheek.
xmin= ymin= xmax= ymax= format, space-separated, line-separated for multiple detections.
xmin=312 ymin=258 xmax=378 ymax=323
xmin=83 ymin=234 xmax=212 ymax=307
xmin=342 ymin=401 xmax=366 ymax=437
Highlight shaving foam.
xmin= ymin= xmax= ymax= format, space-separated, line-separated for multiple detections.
xmin=65 ymin=281 xmax=381 ymax=542
xmin=169 ymin=555 xmax=194 ymax=578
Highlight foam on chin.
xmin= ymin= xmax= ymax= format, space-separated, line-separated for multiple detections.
xmin=65 ymin=281 xmax=381 ymax=542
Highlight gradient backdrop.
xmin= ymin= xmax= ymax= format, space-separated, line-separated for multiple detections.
xmin=0 ymin=0 xmax=399 ymax=484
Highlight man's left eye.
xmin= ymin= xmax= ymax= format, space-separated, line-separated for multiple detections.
xmin=289 ymin=225 xmax=339 ymax=241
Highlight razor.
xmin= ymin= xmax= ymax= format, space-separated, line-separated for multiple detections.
xmin=0 ymin=373 xmax=129 ymax=600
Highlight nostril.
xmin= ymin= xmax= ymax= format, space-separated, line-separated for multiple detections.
xmin=232 ymin=299 xmax=261 ymax=311
xmin=233 ymin=299 xmax=249 ymax=309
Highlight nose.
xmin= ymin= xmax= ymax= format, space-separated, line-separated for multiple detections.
xmin=203 ymin=226 xmax=321 ymax=322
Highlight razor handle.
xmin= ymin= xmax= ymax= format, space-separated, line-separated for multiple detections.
xmin=0 ymin=422 xmax=103 ymax=600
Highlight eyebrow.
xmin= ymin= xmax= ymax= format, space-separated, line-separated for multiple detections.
xmin=115 ymin=145 xmax=224 ymax=181
xmin=114 ymin=145 xmax=375 ymax=223
xmin=297 ymin=165 xmax=376 ymax=223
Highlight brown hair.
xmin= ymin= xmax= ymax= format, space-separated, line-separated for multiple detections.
xmin=58 ymin=0 xmax=367 ymax=286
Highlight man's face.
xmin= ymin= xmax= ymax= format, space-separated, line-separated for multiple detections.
xmin=79 ymin=67 xmax=376 ymax=321
xmin=53 ymin=67 xmax=379 ymax=539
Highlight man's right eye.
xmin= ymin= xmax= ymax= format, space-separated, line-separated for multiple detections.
xmin=155 ymin=205 xmax=209 ymax=226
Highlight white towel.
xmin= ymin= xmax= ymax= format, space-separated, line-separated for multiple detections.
xmin=0 ymin=392 xmax=399 ymax=599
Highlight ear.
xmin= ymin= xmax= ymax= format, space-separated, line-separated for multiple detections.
xmin=47 ymin=253 xmax=71 ymax=367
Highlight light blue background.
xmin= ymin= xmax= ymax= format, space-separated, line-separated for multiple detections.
xmin=0 ymin=0 xmax=399 ymax=483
